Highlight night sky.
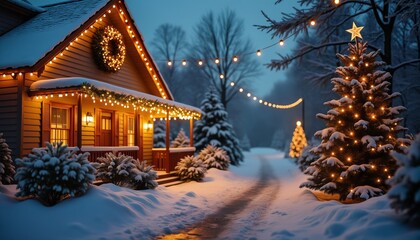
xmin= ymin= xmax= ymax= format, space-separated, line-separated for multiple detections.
xmin=126 ymin=0 xmax=299 ymax=96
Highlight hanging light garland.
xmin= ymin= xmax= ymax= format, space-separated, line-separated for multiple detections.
xmin=160 ymin=18 xmax=319 ymax=67
xmin=229 ymin=81 xmax=303 ymax=109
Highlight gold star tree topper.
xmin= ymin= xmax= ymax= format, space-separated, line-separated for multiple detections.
xmin=346 ymin=22 xmax=364 ymax=41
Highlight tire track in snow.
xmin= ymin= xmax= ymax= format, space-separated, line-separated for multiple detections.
xmin=157 ymin=154 xmax=279 ymax=239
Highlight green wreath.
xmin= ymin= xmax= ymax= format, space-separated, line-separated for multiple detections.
xmin=92 ymin=26 xmax=126 ymax=72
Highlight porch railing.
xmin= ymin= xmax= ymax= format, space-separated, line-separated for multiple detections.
xmin=81 ymin=146 xmax=139 ymax=162
xmin=152 ymin=147 xmax=196 ymax=173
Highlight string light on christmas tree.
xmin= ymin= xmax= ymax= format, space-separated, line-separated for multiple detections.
xmin=289 ymin=120 xmax=307 ymax=158
xmin=256 ymin=50 xmax=262 ymax=56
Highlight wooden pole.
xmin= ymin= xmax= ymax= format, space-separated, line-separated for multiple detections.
xmin=77 ymin=93 xmax=82 ymax=149
xmin=189 ymin=118 xmax=194 ymax=147
xmin=302 ymin=98 xmax=305 ymax=129
xmin=165 ymin=111 xmax=170 ymax=173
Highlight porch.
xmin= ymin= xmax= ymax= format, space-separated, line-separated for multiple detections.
xmin=80 ymin=146 xmax=195 ymax=173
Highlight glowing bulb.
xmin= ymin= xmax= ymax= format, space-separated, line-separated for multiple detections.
xmin=334 ymin=0 xmax=340 ymax=4
xmin=167 ymin=60 xmax=172 ymax=66
xmin=296 ymin=121 xmax=302 ymax=126
xmin=310 ymin=19 xmax=316 ymax=26
xmin=182 ymin=59 xmax=187 ymax=66
xmin=355 ymin=114 xmax=359 ymax=118
xmin=347 ymin=157 xmax=351 ymax=162
xmin=256 ymin=50 xmax=262 ymax=56
xmin=198 ymin=59 xmax=203 ymax=66
xmin=365 ymin=63 xmax=369 ymax=67
xmin=338 ymin=120 xmax=342 ymax=124
xmin=331 ymin=174 xmax=335 ymax=177
xmin=349 ymin=132 xmax=354 ymax=136
xmin=219 ymin=74 xmax=224 ymax=79
xmin=233 ymin=56 xmax=239 ymax=62
xmin=230 ymin=82 xmax=235 ymax=86
xmin=239 ymin=88 xmax=243 ymax=92
xmin=214 ymin=58 xmax=220 ymax=64
xmin=253 ymin=96 xmax=257 ymax=101
xmin=279 ymin=39 xmax=284 ymax=46
xmin=339 ymin=147 xmax=343 ymax=151
xmin=247 ymin=93 xmax=251 ymax=97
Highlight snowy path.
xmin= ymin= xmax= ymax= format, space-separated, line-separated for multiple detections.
xmin=157 ymin=155 xmax=280 ymax=239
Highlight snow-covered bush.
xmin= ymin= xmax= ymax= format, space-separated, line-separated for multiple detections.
xmin=198 ymin=145 xmax=230 ymax=170
xmin=94 ymin=153 xmax=157 ymax=190
xmin=131 ymin=160 xmax=158 ymax=190
xmin=171 ymin=128 xmax=190 ymax=148
xmin=175 ymin=155 xmax=207 ymax=181
xmin=0 ymin=133 xmax=15 ymax=184
xmin=296 ymin=140 xmax=320 ymax=172
xmin=388 ymin=134 xmax=420 ymax=222
xmin=14 ymin=142 xmax=95 ymax=206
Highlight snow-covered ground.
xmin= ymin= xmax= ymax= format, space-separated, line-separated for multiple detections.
xmin=1 ymin=148 xmax=419 ymax=240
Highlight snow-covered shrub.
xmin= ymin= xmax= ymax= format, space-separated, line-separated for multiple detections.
xmin=175 ymin=155 xmax=207 ymax=181
xmin=171 ymin=128 xmax=190 ymax=148
xmin=198 ymin=145 xmax=230 ymax=170
xmin=14 ymin=142 xmax=95 ymax=206
xmin=388 ymin=134 xmax=420 ymax=222
xmin=296 ymin=140 xmax=320 ymax=172
xmin=94 ymin=153 xmax=157 ymax=190
xmin=0 ymin=133 xmax=15 ymax=184
xmin=130 ymin=160 xmax=158 ymax=190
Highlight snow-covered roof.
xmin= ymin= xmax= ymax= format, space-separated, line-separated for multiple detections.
xmin=0 ymin=0 xmax=108 ymax=69
xmin=7 ymin=0 xmax=45 ymax=13
xmin=29 ymin=77 xmax=201 ymax=116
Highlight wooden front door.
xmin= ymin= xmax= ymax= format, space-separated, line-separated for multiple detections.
xmin=100 ymin=111 xmax=112 ymax=146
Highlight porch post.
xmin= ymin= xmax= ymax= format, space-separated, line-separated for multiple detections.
xmin=189 ymin=118 xmax=194 ymax=147
xmin=77 ymin=93 xmax=82 ymax=149
xmin=165 ymin=110 xmax=170 ymax=173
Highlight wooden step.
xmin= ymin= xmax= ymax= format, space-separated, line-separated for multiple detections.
xmin=157 ymin=176 xmax=180 ymax=185
xmin=156 ymin=171 xmax=184 ymax=187
xmin=160 ymin=180 xmax=185 ymax=188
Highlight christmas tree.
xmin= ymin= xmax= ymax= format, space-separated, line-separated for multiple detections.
xmin=153 ymin=120 xmax=166 ymax=148
xmin=171 ymin=128 xmax=190 ymax=148
xmin=289 ymin=121 xmax=307 ymax=158
xmin=301 ymin=23 xmax=411 ymax=201
xmin=194 ymin=89 xmax=243 ymax=165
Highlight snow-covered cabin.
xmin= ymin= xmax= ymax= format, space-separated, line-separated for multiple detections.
xmin=0 ymin=0 xmax=200 ymax=172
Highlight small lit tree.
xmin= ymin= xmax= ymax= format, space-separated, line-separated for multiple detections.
xmin=289 ymin=121 xmax=307 ymax=158
xmin=300 ymin=23 xmax=411 ymax=201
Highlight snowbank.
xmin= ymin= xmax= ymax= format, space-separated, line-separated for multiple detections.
xmin=1 ymin=148 xmax=419 ymax=239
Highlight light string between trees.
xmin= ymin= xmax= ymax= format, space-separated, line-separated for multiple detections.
xmin=155 ymin=0 xmax=345 ymax=109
